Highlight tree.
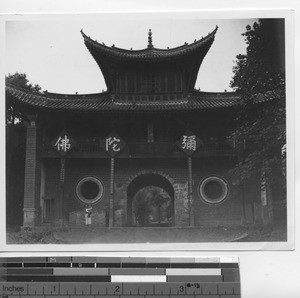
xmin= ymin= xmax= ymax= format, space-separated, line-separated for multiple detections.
xmin=6 ymin=72 xmax=41 ymax=125
xmin=230 ymin=19 xmax=286 ymax=183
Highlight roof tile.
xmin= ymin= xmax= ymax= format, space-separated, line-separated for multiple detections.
xmin=81 ymin=27 xmax=218 ymax=62
xmin=6 ymin=83 xmax=274 ymax=114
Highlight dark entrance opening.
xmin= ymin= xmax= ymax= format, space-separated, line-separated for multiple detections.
xmin=127 ymin=173 xmax=174 ymax=227
xmin=43 ymin=197 xmax=54 ymax=223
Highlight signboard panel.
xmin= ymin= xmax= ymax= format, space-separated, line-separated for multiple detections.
xmin=101 ymin=132 xmax=126 ymax=157
xmin=176 ymin=130 xmax=201 ymax=156
xmin=51 ymin=130 xmax=76 ymax=156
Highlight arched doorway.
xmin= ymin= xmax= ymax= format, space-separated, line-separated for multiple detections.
xmin=127 ymin=173 xmax=174 ymax=227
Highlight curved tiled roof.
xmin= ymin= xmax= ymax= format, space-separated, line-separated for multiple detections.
xmin=81 ymin=27 xmax=218 ymax=62
xmin=6 ymin=83 xmax=243 ymax=114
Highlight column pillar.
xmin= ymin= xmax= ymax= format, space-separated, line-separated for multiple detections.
xmin=23 ymin=116 xmax=41 ymax=227
xmin=260 ymin=163 xmax=274 ymax=226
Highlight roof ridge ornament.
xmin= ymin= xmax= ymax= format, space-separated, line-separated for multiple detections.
xmin=147 ymin=29 xmax=153 ymax=49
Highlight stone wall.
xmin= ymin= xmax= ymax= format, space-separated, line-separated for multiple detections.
xmin=69 ymin=210 xmax=106 ymax=227
xmin=43 ymin=158 xmax=111 ymax=224
xmin=42 ymin=156 xmax=248 ymax=228
xmin=174 ymin=182 xmax=189 ymax=227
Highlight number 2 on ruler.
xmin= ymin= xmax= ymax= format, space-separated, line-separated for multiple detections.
xmin=114 ymin=285 xmax=120 ymax=294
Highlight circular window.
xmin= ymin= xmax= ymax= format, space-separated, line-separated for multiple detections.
xmin=75 ymin=177 xmax=104 ymax=205
xmin=199 ymin=176 xmax=229 ymax=204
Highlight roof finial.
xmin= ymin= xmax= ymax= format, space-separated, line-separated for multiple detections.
xmin=148 ymin=29 xmax=153 ymax=48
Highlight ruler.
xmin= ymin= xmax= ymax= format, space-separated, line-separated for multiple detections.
xmin=0 ymin=257 xmax=241 ymax=297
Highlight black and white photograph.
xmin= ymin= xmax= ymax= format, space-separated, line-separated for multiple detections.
xmin=2 ymin=12 xmax=292 ymax=249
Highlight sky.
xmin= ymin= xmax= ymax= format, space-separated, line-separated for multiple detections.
xmin=5 ymin=14 xmax=257 ymax=94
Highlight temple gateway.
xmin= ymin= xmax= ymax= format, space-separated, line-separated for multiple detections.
xmin=6 ymin=27 xmax=280 ymax=229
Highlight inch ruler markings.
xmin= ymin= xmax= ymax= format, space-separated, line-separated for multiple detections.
xmin=0 ymin=257 xmax=241 ymax=297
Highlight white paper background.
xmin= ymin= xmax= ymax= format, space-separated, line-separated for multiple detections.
xmin=0 ymin=1 xmax=299 ymax=297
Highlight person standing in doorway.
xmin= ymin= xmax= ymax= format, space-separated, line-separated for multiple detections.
xmin=85 ymin=205 xmax=92 ymax=226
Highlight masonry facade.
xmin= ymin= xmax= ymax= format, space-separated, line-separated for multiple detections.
xmin=6 ymin=27 xmax=278 ymax=228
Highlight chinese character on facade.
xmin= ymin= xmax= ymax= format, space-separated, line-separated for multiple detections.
xmin=51 ymin=130 xmax=76 ymax=156
xmin=106 ymin=136 xmax=121 ymax=152
xmin=182 ymin=135 xmax=197 ymax=151
xmin=101 ymin=133 xmax=125 ymax=157
xmin=176 ymin=131 xmax=201 ymax=156
xmin=55 ymin=135 xmax=71 ymax=152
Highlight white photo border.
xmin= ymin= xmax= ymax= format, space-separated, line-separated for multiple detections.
xmin=0 ymin=9 xmax=295 ymax=252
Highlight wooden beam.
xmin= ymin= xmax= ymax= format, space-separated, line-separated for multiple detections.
xmin=109 ymin=157 xmax=115 ymax=228
xmin=59 ymin=158 xmax=66 ymax=224
xmin=188 ymin=157 xmax=194 ymax=227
